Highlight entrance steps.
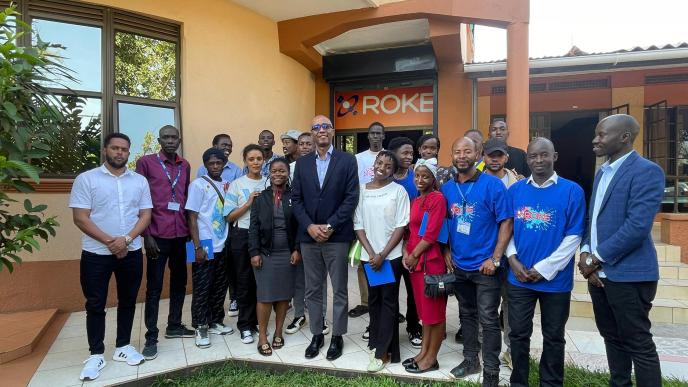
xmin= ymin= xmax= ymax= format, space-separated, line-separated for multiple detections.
xmin=566 ymin=222 xmax=688 ymax=324
xmin=0 ymin=309 xmax=58 ymax=364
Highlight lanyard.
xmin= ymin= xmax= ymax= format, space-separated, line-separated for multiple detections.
xmin=157 ymin=153 xmax=182 ymax=202
xmin=454 ymin=181 xmax=474 ymax=214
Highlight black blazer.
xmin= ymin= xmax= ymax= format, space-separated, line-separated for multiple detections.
xmin=292 ymin=147 xmax=359 ymax=243
xmin=248 ymin=186 xmax=299 ymax=257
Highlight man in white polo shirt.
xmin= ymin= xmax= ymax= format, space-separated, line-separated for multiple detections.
xmin=69 ymin=133 xmax=153 ymax=381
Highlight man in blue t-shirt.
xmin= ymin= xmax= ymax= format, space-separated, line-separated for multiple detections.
xmin=441 ymin=137 xmax=513 ymax=386
xmin=505 ymin=138 xmax=585 ymax=387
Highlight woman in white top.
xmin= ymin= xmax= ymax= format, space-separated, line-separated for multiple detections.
xmin=353 ymin=150 xmax=410 ymax=372
xmin=224 ymin=144 xmax=267 ymax=344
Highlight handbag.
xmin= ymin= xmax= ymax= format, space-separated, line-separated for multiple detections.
xmin=422 ymin=253 xmax=455 ymax=298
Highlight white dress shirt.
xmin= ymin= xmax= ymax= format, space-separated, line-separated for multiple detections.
xmin=581 ymin=150 xmax=635 ymax=277
xmin=69 ymin=165 xmax=153 ymax=255
xmin=506 ymin=172 xmax=583 ymax=281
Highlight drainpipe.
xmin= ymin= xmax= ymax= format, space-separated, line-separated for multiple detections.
xmin=471 ymin=78 xmax=478 ymax=129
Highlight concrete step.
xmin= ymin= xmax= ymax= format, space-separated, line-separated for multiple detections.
xmin=573 ymin=278 xmax=688 ymax=300
xmin=652 ymin=221 xmax=662 ymax=242
xmin=569 ymin=293 xmax=688 ymax=324
xmin=655 ymin=242 xmax=682 ymax=263
xmin=0 ymin=308 xmax=58 ymax=364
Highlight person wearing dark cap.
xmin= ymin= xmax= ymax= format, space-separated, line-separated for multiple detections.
xmin=186 ymin=148 xmax=232 ymax=349
xmin=483 ymin=138 xmax=520 ymax=189
xmin=281 ymin=129 xmax=301 ymax=164
xmin=482 ymin=137 xmax=521 ymax=370
xmin=488 ymin=120 xmax=530 ymax=177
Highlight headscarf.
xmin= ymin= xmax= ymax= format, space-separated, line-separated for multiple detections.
xmin=414 ymin=158 xmax=439 ymax=181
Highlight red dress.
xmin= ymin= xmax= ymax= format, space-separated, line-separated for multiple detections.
xmin=406 ymin=191 xmax=448 ymax=325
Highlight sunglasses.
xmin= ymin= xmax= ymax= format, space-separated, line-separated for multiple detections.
xmin=311 ymin=123 xmax=333 ymax=131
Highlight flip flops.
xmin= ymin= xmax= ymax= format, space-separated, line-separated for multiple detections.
xmin=272 ymin=336 xmax=284 ymax=349
xmin=257 ymin=342 xmax=272 ymax=356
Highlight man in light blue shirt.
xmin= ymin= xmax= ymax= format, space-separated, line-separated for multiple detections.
xmin=197 ymin=134 xmax=243 ymax=183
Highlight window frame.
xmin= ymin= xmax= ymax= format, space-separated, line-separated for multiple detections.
xmin=8 ymin=0 xmax=182 ymax=184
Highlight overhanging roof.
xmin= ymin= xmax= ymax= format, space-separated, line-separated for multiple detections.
xmin=231 ymin=0 xmax=406 ymax=22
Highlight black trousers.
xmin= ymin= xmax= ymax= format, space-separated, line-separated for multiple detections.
xmin=507 ymin=283 xmax=570 ymax=387
xmin=230 ymin=228 xmax=257 ymax=332
xmin=80 ymin=249 xmax=143 ymax=355
xmin=589 ymin=279 xmax=662 ymax=387
xmin=191 ymin=247 xmax=229 ymax=327
xmin=365 ymin=258 xmax=402 ymax=362
xmin=454 ymin=267 xmax=502 ymax=374
xmin=400 ymin=267 xmax=421 ymax=334
xmin=144 ymin=237 xmax=188 ymax=346
xmin=225 ymin=238 xmax=237 ymax=300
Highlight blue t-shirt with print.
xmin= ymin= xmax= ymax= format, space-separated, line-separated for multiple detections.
xmin=508 ymin=177 xmax=585 ymax=292
xmin=395 ymin=168 xmax=419 ymax=202
xmin=441 ymin=171 xmax=511 ymax=271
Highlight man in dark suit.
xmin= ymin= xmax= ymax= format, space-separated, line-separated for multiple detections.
xmin=292 ymin=114 xmax=359 ymax=361
xmin=578 ymin=114 xmax=665 ymax=387
xmin=489 ymin=120 xmax=530 ymax=177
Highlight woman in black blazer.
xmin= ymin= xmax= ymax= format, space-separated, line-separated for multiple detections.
xmin=248 ymin=157 xmax=301 ymax=356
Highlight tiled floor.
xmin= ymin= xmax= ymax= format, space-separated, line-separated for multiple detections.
xmin=29 ymin=266 xmax=688 ymax=386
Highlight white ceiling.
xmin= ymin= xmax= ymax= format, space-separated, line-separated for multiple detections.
xmin=313 ymin=19 xmax=430 ymax=56
xmin=232 ymin=0 xmax=382 ymax=22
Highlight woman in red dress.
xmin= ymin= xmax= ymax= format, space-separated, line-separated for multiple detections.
xmin=402 ymin=158 xmax=450 ymax=374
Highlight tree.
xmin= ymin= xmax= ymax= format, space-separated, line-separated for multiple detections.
xmin=36 ymin=95 xmax=100 ymax=175
xmin=0 ymin=5 xmax=65 ymax=272
xmin=114 ymin=32 xmax=176 ymax=101
xmin=127 ymin=130 xmax=160 ymax=171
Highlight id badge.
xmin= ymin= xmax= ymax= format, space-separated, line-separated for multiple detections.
xmin=167 ymin=202 xmax=181 ymax=211
xmin=457 ymin=221 xmax=471 ymax=235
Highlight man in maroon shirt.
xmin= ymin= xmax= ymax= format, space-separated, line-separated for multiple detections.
xmin=135 ymin=125 xmax=194 ymax=360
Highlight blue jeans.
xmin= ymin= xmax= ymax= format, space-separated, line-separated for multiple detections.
xmin=453 ymin=267 xmax=502 ymax=374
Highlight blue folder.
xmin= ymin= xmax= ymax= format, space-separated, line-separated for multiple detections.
xmin=364 ymin=260 xmax=396 ymax=286
xmin=185 ymin=239 xmax=214 ymax=263
xmin=418 ymin=212 xmax=449 ymax=243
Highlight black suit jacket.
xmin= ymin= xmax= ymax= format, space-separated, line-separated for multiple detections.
xmin=248 ymin=186 xmax=299 ymax=258
xmin=292 ymin=147 xmax=359 ymax=243
xmin=505 ymin=145 xmax=530 ymax=176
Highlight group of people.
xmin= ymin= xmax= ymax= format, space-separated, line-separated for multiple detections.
xmin=70 ymin=113 xmax=665 ymax=387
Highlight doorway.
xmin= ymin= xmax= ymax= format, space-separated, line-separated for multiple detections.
xmin=547 ymin=110 xmax=601 ymax=201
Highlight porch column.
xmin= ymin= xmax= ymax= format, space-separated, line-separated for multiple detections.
xmin=506 ymin=21 xmax=530 ymax=150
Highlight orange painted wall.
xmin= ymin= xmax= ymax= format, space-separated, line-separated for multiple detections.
xmin=645 ymin=84 xmax=688 ymax=106
xmin=480 ymin=66 xmax=688 ymax=114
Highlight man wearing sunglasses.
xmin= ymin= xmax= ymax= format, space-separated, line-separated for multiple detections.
xmin=292 ymin=115 xmax=359 ymax=361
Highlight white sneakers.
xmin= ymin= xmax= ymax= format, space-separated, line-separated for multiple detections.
xmin=79 ymin=345 xmax=143 ymax=381
xmin=195 ymin=326 xmax=211 ymax=348
xmin=209 ymin=322 xmax=234 ymax=335
xmin=367 ymin=357 xmax=386 ymax=373
xmin=112 ymin=345 xmax=145 ymax=366
xmin=240 ymin=330 xmax=254 ymax=344
xmin=79 ymin=354 xmax=106 ymax=381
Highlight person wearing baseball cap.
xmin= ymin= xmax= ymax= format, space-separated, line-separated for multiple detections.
xmin=281 ymin=129 xmax=302 ymax=164
xmin=482 ymin=137 xmax=522 ymax=370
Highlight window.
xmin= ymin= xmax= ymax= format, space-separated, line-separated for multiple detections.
xmin=12 ymin=0 xmax=180 ymax=178
xmin=645 ymin=101 xmax=688 ymax=213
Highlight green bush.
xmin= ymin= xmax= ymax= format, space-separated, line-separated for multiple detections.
xmin=0 ymin=4 xmax=68 ymax=272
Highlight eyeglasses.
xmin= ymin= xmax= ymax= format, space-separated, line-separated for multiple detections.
xmin=311 ymin=123 xmax=333 ymax=131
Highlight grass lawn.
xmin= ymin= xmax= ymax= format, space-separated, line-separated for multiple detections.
xmin=151 ymin=360 xmax=688 ymax=387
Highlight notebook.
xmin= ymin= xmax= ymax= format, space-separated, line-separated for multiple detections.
xmin=418 ymin=212 xmax=449 ymax=243
xmin=364 ymin=260 xmax=396 ymax=286
xmin=185 ymin=239 xmax=214 ymax=263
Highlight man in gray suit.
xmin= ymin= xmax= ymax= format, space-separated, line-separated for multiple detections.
xmin=292 ymin=115 xmax=359 ymax=361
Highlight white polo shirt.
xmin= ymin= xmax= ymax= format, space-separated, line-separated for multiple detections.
xmin=69 ymin=165 xmax=153 ymax=255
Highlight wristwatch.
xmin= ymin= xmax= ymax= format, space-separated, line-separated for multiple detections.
xmin=491 ymin=256 xmax=501 ymax=268
xmin=326 ymin=224 xmax=334 ymax=232
xmin=124 ymin=235 xmax=133 ymax=246
xmin=585 ymin=256 xmax=594 ymax=266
